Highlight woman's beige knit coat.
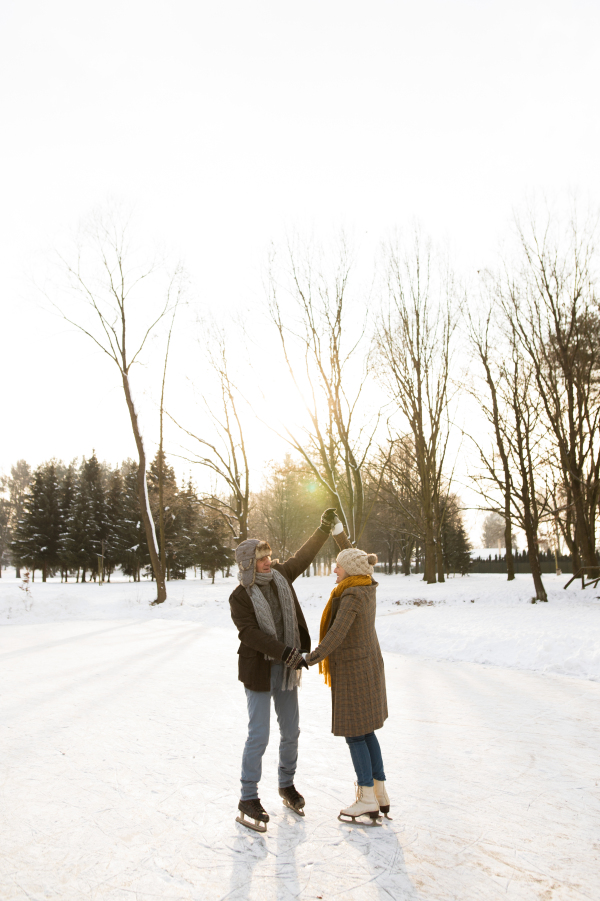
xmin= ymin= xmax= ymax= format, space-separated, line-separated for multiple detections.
xmin=307 ymin=580 xmax=388 ymax=737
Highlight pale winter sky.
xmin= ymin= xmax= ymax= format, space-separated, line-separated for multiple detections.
xmin=0 ymin=0 xmax=598 ymax=540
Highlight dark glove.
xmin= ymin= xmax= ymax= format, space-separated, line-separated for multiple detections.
xmin=319 ymin=508 xmax=337 ymax=533
xmin=282 ymin=646 xmax=309 ymax=670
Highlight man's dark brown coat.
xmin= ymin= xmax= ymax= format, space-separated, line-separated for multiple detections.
xmin=229 ymin=528 xmax=349 ymax=692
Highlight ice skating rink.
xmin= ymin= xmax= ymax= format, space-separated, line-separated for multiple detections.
xmin=1 ymin=576 xmax=599 ymax=899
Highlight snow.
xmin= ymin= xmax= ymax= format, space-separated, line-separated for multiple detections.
xmin=1 ymin=571 xmax=599 ymax=899
xmin=3 ymin=570 xmax=599 ymax=683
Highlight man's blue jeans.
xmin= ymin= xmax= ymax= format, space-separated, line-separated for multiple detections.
xmin=240 ymin=664 xmax=300 ymax=801
xmin=345 ymin=732 xmax=386 ymax=787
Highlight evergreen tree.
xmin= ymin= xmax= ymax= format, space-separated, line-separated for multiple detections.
xmin=173 ymin=477 xmax=202 ymax=576
xmin=0 ymin=493 xmax=10 ymax=576
xmin=114 ymin=460 xmax=148 ymax=580
xmin=83 ymin=452 xmax=107 ymax=579
xmin=148 ymin=450 xmax=181 ymax=579
xmin=60 ymin=465 xmax=90 ymax=581
xmin=8 ymin=460 xmax=32 ymax=577
xmin=441 ymin=497 xmax=472 ymax=576
xmin=58 ymin=462 xmax=76 ymax=580
xmin=12 ymin=462 xmax=61 ymax=581
xmin=60 ymin=455 xmax=106 ymax=581
xmin=104 ymin=467 xmax=124 ymax=581
xmin=197 ymin=515 xmax=235 ymax=583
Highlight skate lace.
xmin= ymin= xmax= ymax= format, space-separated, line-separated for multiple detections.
xmin=282 ymin=785 xmax=302 ymax=803
xmin=245 ymin=799 xmax=266 ymax=817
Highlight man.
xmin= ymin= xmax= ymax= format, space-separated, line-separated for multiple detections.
xmin=229 ymin=507 xmax=350 ymax=832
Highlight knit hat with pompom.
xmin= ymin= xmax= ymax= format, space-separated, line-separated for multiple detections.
xmin=336 ymin=548 xmax=378 ymax=576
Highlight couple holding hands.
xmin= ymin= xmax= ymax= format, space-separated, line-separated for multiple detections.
xmin=229 ymin=508 xmax=390 ymax=833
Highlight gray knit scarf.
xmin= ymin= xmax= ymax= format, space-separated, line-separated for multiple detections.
xmin=246 ymin=569 xmax=302 ymax=691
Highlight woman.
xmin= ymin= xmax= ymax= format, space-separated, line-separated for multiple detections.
xmin=305 ymin=547 xmax=390 ymax=823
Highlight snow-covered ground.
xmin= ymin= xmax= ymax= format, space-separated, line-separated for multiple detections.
xmin=1 ymin=572 xmax=599 ymax=899
xmin=2 ymin=570 xmax=599 ymax=682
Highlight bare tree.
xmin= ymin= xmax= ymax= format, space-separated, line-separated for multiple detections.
xmin=465 ymin=301 xmax=516 ymax=579
xmin=376 ymin=231 xmax=458 ymax=583
xmin=268 ymin=235 xmax=380 ymax=543
xmin=50 ymin=207 xmax=183 ymax=604
xmin=158 ymin=305 xmax=180 ymax=578
xmin=468 ymin=314 xmax=550 ymax=601
xmin=367 ymin=436 xmax=422 ymax=575
xmin=481 ymin=512 xmax=512 ymax=550
xmin=171 ymin=327 xmax=250 ymax=544
xmin=504 ymin=206 xmax=600 ymax=574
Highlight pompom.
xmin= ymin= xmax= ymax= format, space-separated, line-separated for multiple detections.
xmin=367 ymin=553 xmax=378 ymax=565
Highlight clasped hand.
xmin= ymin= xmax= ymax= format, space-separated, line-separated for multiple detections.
xmin=282 ymin=647 xmax=309 ymax=670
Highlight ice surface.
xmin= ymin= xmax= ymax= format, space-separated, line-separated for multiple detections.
xmin=1 ymin=572 xmax=599 ymax=899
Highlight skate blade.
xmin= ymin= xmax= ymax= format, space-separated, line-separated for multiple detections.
xmin=236 ymin=814 xmax=267 ymax=833
xmin=282 ymin=799 xmax=306 ymax=817
xmin=338 ymin=812 xmax=382 ymax=827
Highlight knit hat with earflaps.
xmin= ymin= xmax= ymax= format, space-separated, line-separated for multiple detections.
xmin=235 ymin=538 xmax=272 ymax=589
xmin=336 ymin=548 xmax=378 ymax=577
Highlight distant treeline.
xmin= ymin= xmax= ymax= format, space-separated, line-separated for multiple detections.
xmin=1 ymin=450 xmax=474 ymax=582
xmin=471 ymin=551 xmax=573 ymax=575
xmin=0 ymin=453 xmax=233 ymax=583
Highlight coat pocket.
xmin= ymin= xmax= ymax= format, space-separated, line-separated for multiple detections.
xmin=334 ymin=646 xmax=369 ymax=663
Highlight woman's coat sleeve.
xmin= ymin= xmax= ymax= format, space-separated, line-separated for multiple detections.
xmin=306 ymin=590 xmax=363 ymax=664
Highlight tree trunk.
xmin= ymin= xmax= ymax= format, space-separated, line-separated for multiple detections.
xmin=435 ymin=539 xmax=445 ymax=583
xmin=434 ymin=492 xmax=445 ymax=583
xmin=422 ymin=492 xmax=437 ymax=583
xmin=122 ymin=371 xmax=166 ymax=604
xmin=573 ymin=483 xmax=598 ymax=572
xmin=159 ymin=457 xmax=166 ymax=580
xmin=504 ymin=499 xmax=515 ymax=581
xmin=42 ymin=562 xmax=47 ymax=582
xmin=16 ymin=565 xmax=21 ymax=578
xmin=424 ymin=524 xmax=436 ymax=582
xmin=525 ymin=529 xmax=547 ymax=601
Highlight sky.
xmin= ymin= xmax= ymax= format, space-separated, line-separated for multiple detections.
xmin=1 ymin=0 xmax=598 ymax=538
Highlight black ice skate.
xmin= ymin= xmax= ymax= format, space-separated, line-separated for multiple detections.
xmin=236 ymin=798 xmax=270 ymax=833
xmin=279 ymin=785 xmax=306 ymax=817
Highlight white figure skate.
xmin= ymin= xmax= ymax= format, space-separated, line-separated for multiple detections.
xmin=338 ymin=784 xmax=382 ymax=826
xmin=374 ymin=778 xmax=392 ymax=819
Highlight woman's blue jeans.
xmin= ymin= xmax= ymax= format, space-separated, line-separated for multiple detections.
xmin=345 ymin=732 xmax=386 ymax=787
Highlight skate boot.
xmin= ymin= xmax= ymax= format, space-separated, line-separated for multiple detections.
xmin=279 ymin=784 xmax=305 ymax=816
xmin=338 ymin=783 xmax=382 ymax=826
xmin=374 ymin=779 xmax=392 ymax=819
xmin=236 ymin=798 xmax=270 ymax=833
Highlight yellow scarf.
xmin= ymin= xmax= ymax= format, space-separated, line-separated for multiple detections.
xmin=318 ymin=575 xmax=373 ymax=687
